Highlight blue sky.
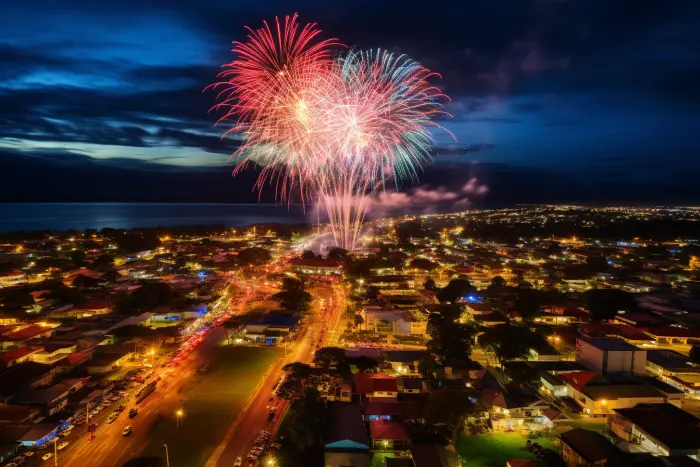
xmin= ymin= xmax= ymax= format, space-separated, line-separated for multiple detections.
xmin=1 ymin=0 xmax=699 ymax=203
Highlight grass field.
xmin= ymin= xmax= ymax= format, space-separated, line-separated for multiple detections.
xmin=456 ymin=433 xmax=555 ymax=467
xmin=161 ymin=345 xmax=280 ymax=467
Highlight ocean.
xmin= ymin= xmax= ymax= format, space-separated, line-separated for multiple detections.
xmin=0 ymin=203 xmax=307 ymax=232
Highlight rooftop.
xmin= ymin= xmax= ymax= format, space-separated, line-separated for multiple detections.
xmin=324 ymin=402 xmax=369 ymax=448
xmin=559 ymin=428 xmax=621 ymax=463
xmin=369 ymin=419 xmax=410 ymax=442
xmin=581 ymin=384 xmax=665 ymax=401
xmin=577 ymin=336 xmax=641 ymax=351
xmin=613 ymin=403 xmax=700 ymax=451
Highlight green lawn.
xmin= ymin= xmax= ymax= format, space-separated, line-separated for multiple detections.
xmin=158 ymin=345 xmax=280 ymax=467
xmin=565 ymin=417 xmax=606 ymax=432
xmin=456 ymin=433 xmax=555 ymax=467
xmin=372 ymin=452 xmax=398 ymax=467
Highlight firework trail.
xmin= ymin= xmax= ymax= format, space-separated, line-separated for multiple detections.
xmin=209 ymin=14 xmax=450 ymax=249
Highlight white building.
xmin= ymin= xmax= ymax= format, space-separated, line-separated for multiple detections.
xmin=575 ymin=337 xmax=647 ymax=377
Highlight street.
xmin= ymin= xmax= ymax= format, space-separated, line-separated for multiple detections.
xmin=207 ymin=283 xmax=346 ymax=467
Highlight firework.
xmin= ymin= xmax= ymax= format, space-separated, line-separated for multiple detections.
xmin=210 ymin=15 xmax=450 ymax=249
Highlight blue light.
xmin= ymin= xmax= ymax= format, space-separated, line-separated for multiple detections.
xmin=465 ymin=294 xmax=482 ymax=304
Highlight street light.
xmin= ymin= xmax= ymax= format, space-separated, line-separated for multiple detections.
xmin=163 ymin=444 xmax=170 ymax=467
xmin=176 ymin=409 xmax=183 ymax=428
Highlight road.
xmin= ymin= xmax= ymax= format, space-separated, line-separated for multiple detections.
xmin=207 ymin=283 xmax=346 ymax=467
xmin=48 ymin=280 xmax=246 ymax=467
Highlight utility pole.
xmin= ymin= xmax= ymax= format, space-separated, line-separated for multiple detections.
xmin=163 ymin=444 xmax=170 ymax=467
xmin=53 ymin=437 xmax=57 ymax=467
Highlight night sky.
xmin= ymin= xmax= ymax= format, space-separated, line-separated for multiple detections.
xmin=2 ymin=0 xmax=699 ymax=205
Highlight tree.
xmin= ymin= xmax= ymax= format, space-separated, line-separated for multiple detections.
xmin=490 ymin=276 xmax=507 ymax=288
xmin=69 ymin=250 xmax=85 ymax=266
xmin=109 ymin=231 xmax=161 ymax=253
xmin=582 ymin=288 xmax=636 ymax=322
xmin=287 ymin=387 xmax=325 ymax=450
xmin=0 ymin=287 xmax=34 ymax=309
xmin=347 ymin=356 xmax=380 ymax=372
xmin=90 ymin=254 xmax=114 ymax=270
xmin=72 ymin=274 xmax=101 ymax=289
xmin=424 ymin=278 xmax=436 ymax=291
xmin=313 ymin=347 xmax=350 ymax=376
xmin=365 ymin=286 xmax=380 ymax=300
xmin=423 ymin=387 xmax=474 ymax=442
xmin=504 ymin=362 xmax=541 ymax=388
xmin=427 ymin=321 xmax=475 ymax=366
xmin=327 ymin=248 xmax=349 ymax=261
xmin=418 ymin=355 xmax=437 ymax=380
xmin=514 ymin=289 xmax=542 ymax=319
xmin=237 ymin=247 xmax=272 ymax=266
xmin=301 ymin=250 xmax=316 ymax=259
xmin=126 ymin=282 xmax=174 ymax=311
xmin=479 ymin=324 xmax=547 ymax=364
xmin=409 ymin=258 xmax=438 ymax=271
xmin=273 ymin=288 xmax=312 ymax=312
xmin=437 ymin=279 xmax=475 ymax=304
xmin=434 ymin=304 xmax=463 ymax=323
xmin=277 ymin=362 xmax=314 ymax=400
xmin=689 ymin=345 xmax=700 ymax=365
xmin=101 ymin=269 xmax=120 ymax=283
xmin=353 ymin=314 xmax=364 ymax=328
xmin=50 ymin=285 xmax=85 ymax=305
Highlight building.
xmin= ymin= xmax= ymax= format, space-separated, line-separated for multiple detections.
xmin=369 ymin=419 xmax=411 ymax=451
xmin=324 ymin=402 xmax=370 ymax=467
xmin=559 ymin=428 xmax=625 ymax=467
xmin=575 ymin=337 xmax=647 ymax=377
xmin=646 ymin=350 xmax=700 ymax=398
xmin=354 ymin=373 xmax=399 ymax=400
xmin=609 ymin=403 xmax=700 ymax=458
xmin=0 ymin=362 xmax=54 ymax=404
xmin=288 ymin=258 xmax=343 ymax=276
xmin=571 ymin=383 xmax=668 ymax=416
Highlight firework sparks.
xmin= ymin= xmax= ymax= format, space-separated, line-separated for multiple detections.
xmin=209 ymin=14 xmax=450 ymax=249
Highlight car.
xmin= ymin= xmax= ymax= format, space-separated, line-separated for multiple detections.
xmin=59 ymin=429 xmax=72 ymax=438
xmin=234 ymin=457 xmax=243 ymax=467
xmin=42 ymin=453 xmax=53 ymax=461
xmin=128 ymin=408 xmax=138 ymax=418
xmin=57 ymin=442 xmax=69 ymax=451
xmin=116 ymin=405 xmax=126 ymax=412
xmin=107 ymin=414 xmax=118 ymax=424
xmin=122 ymin=426 xmax=132 ymax=436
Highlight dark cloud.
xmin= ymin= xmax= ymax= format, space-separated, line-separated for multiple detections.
xmin=0 ymin=0 xmax=699 ymax=203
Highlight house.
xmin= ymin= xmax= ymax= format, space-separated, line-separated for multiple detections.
xmin=580 ymin=323 xmax=655 ymax=347
xmin=410 ymin=442 xmax=459 ymax=467
xmin=0 ymin=362 xmax=54 ymax=404
xmin=324 ymin=402 xmax=370 ymax=467
xmin=369 ymin=419 xmax=411 ymax=451
xmin=0 ymin=405 xmax=41 ymax=424
xmin=542 ymin=408 xmax=572 ymax=429
xmin=575 ymin=337 xmax=647 ymax=377
xmin=86 ymin=347 xmax=133 ymax=374
xmin=384 ymin=350 xmax=428 ymax=375
xmin=354 ymin=373 xmax=399 ymax=400
xmin=638 ymin=325 xmax=700 ymax=345
xmin=326 ymin=382 xmax=352 ymax=402
xmin=559 ymin=428 xmax=625 ymax=467
xmin=1 ymin=325 xmax=54 ymax=348
xmin=646 ymin=350 xmax=700 ymax=398
xmin=480 ymin=389 xmax=549 ymax=431
xmin=571 ymin=383 xmax=667 ymax=416
xmin=11 ymin=379 xmax=85 ymax=416
xmin=540 ymin=372 xmax=569 ymax=398
xmin=363 ymin=399 xmax=423 ymax=423
xmin=0 ymin=346 xmax=41 ymax=368
xmin=464 ymin=303 xmax=493 ymax=319
xmin=398 ymin=376 xmax=426 ymax=394
xmin=30 ymin=342 xmax=78 ymax=364
xmin=609 ymin=403 xmax=700 ymax=457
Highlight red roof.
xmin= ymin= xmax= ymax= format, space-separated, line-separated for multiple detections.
xmin=0 ymin=346 xmax=37 ymax=364
xmin=4 ymin=325 xmax=48 ymax=341
xmin=638 ymin=325 xmax=700 ymax=339
xmin=467 ymin=303 xmax=493 ymax=312
xmin=369 ymin=419 xmax=410 ymax=441
xmin=354 ymin=372 xmax=373 ymax=394
xmin=371 ymin=376 xmax=398 ymax=393
xmin=558 ymin=371 xmax=598 ymax=392
xmin=581 ymin=323 xmax=653 ymax=342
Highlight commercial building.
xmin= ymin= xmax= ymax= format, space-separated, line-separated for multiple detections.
xmin=575 ymin=337 xmax=647 ymax=377
xmin=609 ymin=403 xmax=700 ymax=458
